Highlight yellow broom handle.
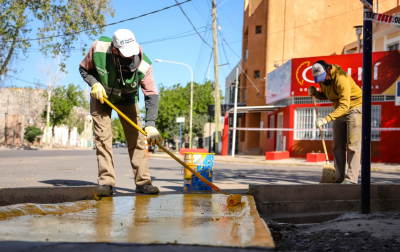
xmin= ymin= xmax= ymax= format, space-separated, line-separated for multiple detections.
xmin=313 ymin=96 xmax=329 ymax=162
xmin=103 ymin=98 xmax=226 ymax=195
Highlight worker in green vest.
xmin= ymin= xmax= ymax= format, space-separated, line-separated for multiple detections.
xmin=79 ymin=29 xmax=162 ymax=196
xmin=309 ymin=60 xmax=362 ymax=184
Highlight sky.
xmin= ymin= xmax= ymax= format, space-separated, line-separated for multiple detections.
xmin=7 ymin=0 xmax=244 ymax=118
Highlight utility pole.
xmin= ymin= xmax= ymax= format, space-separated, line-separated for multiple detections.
xmin=361 ymin=0 xmax=373 ymax=214
xmin=212 ymin=0 xmax=221 ymax=154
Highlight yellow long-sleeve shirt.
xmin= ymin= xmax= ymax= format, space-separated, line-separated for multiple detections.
xmin=314 ymin=64 xmax=363 ymax=122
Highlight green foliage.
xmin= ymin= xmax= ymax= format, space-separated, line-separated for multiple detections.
xmin=0 ymin=0 xmax=115 ymax=79
xmin=64 ymin=108 xmax=87 ymax=136
xmin=111 ymin=118 xmax=125 ymax=143
xmin=24 ymin=126 xmax=44 ymax=144
xmin=155 ymin=80 xmax=220 ymax=139
xmin=41 ymin=83 xmax=86 ymax=130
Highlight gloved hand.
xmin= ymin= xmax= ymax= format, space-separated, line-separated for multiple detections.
xmin=91 ymin=83 xmax=108 ymax=104
xmin=308 ymin=86 xmax=317 ymax=97
xmin=316 ymin=117 xmax=328 ymax=128
xmin=145 ymin=126 xmax=162 ymax=146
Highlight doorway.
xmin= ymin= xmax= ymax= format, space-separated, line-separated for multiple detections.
xmin=276 ymin=112 xmax=283 ymax=151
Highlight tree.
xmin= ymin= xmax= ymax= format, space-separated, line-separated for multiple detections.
xmin=111 ymin=118 xmax=125 ymax=143
xmin=155 ymin=80 xmax=219 ymax=142
xmin=0 ymin=0 xmax=115 ymax=81
xmin=64 ymin=107 xmax=87 ymax=146
xmin=24 ymin=126 xmax=43 ymax=144
xmin=41 ymin=83 xmax=85 ymax=146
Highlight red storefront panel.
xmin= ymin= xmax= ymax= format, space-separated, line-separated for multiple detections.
xmin=266 ymin=51 xmax=400 ymax=104
xmin=290 ymin=51 xmax=400 ymax=97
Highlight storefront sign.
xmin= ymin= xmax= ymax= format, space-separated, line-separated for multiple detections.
xmin=266 ymin=60 xmax=292 ymax=103
xmin=290 ymin=51 xmax=400 ymax=97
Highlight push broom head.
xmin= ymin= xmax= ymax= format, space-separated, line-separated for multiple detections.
xmin=320 ymin=163 xmax=337 ymax=183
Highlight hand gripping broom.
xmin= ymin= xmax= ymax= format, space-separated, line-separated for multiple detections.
xmin=103 ymin=98 xmax=242 ymax=206
xmin=313 ymin=97 xmax=337 ymax=183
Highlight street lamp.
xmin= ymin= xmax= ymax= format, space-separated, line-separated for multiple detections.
xmin=354 ymin=25 xmax=363 ymax=53
xmin=155 ymin=59 xmax=194 ymax=149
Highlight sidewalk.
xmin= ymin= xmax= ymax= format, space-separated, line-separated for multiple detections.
xmin=149 ymin=152 xmax=400 ymax=173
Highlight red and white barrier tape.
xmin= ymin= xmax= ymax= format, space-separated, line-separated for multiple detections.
xmin=364 ymin=11 xmax=400 ymax=25
xmin=229 ymin=127 xmax=400 ymax=132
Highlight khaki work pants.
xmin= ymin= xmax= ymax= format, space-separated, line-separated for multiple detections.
xmin=332 ymin=107 xmax=362 ymax=183
xmin=90 ymin=98 xmax=151 ymax=187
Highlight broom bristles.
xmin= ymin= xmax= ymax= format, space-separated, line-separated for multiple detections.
xmin=320 ymin=164 xmax=337 ymax=183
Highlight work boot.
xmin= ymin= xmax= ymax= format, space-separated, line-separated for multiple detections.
xmin=98 ymin=185 xmax=113 ymax=197
xmin=136 ymin=184 xmax=160 ymax=194
xmin=341 ymin=180 xmax=356 ymax=185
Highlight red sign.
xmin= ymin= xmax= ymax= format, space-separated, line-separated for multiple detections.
xmin=290 ymin=51 xmax=400 ymax=97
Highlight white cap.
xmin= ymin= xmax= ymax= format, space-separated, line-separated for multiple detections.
xmin=112 ymin=29 xmax=139 ymax=57
xmin=312 ymin=60 xmax=328 ymax=83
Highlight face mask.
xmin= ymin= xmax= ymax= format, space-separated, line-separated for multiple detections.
xmin=118 ymin=55 xmax=135 ymax=72
xmin=322 ymin=79 xmax=332 ymax=86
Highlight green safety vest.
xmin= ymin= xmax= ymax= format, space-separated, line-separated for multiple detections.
xmin=92 ymin=36 xmax=152 ymax=104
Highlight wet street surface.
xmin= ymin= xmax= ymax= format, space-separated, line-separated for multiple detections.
xmin=0 ymin=194 xmax=274 ymax=248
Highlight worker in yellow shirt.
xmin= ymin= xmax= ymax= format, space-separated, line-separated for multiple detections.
xmin=309 ymin=60 xmax=363 ymax=184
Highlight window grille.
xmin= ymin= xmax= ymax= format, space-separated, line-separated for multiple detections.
xmin=388 ymin=42 xmax=399 ymax=51
xmin=385 ymin=95 xmax=395 ymax=101
xmin=295 ymin=106 xmax=381 ymax=141
xmin=294 ymin=97 xmax=332 ymax=104
xmin=371 ymin=105 xmax=381 ymax=141
xmin=295 ymin=107 xmax=334 ymax=140
xmin=372 ymin=95 xmax=384 ymax=101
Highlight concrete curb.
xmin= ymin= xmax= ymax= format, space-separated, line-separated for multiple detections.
xmin=250 ymin=184 xmax=400 ymax=217
xmin=149 ymin=155 xmax=400 ymax=172
xmin=0 ymin=186 xmax=98 ymax=206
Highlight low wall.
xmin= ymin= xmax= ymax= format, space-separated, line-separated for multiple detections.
xmin=250 ymin=184 xmax=400 ymax=218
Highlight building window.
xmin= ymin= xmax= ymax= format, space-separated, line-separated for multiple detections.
xmin=244 ymin=48 xmax=248 ymax=61
xmin=255 ymin=25 xmax=262 ymax=34
xmin=243 ymin=89 xmax=247 ymax=103
xmin=269 ymin=115 xmax=274 ymax=138
xmin=254 ymin=70 xmax=260 ymax=78
xmin=388 ymin=42 xmax=399 ymax=51
xmin=294 ymin=106 xmax=381 ymax=141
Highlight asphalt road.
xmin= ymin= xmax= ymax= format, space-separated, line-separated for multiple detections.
xmin=1 ymin=148 xmax=399 ymax=193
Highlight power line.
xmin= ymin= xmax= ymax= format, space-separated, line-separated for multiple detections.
xmin=14 ymin=0 xmax=192 ymax=43
xmin=8 ymin=75 xmax=45 ymax=87
xmin=141 ymin=27 xmax=211 ymax=44
xmin=174 ymin=0 xmax=213 ymax=48
xmin=203 ymin=51 xmax=213 ymax=83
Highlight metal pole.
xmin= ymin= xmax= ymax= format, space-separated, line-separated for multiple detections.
xmin=231 ymin=68 xmax=239 ymax=157
xmin=212 ymin=0 xmax=221 ymax=154
xmin=180 ymin=121 xmax=182 ymax=150
xmin=154 ymin=59 xmax=193 ymax=148
xmin=357 ymin=34 xmax=361 ymax=53
xmin=189 ymin=68 xmax=193 ymax=149
xmin=209 ymin=115 xmax=212 ymax=153
xmin=361 ymin=0 xmax=372 ymax=214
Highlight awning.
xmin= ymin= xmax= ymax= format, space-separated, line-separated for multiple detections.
xmin=226 ymin=105 xmax=285 ymax=114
